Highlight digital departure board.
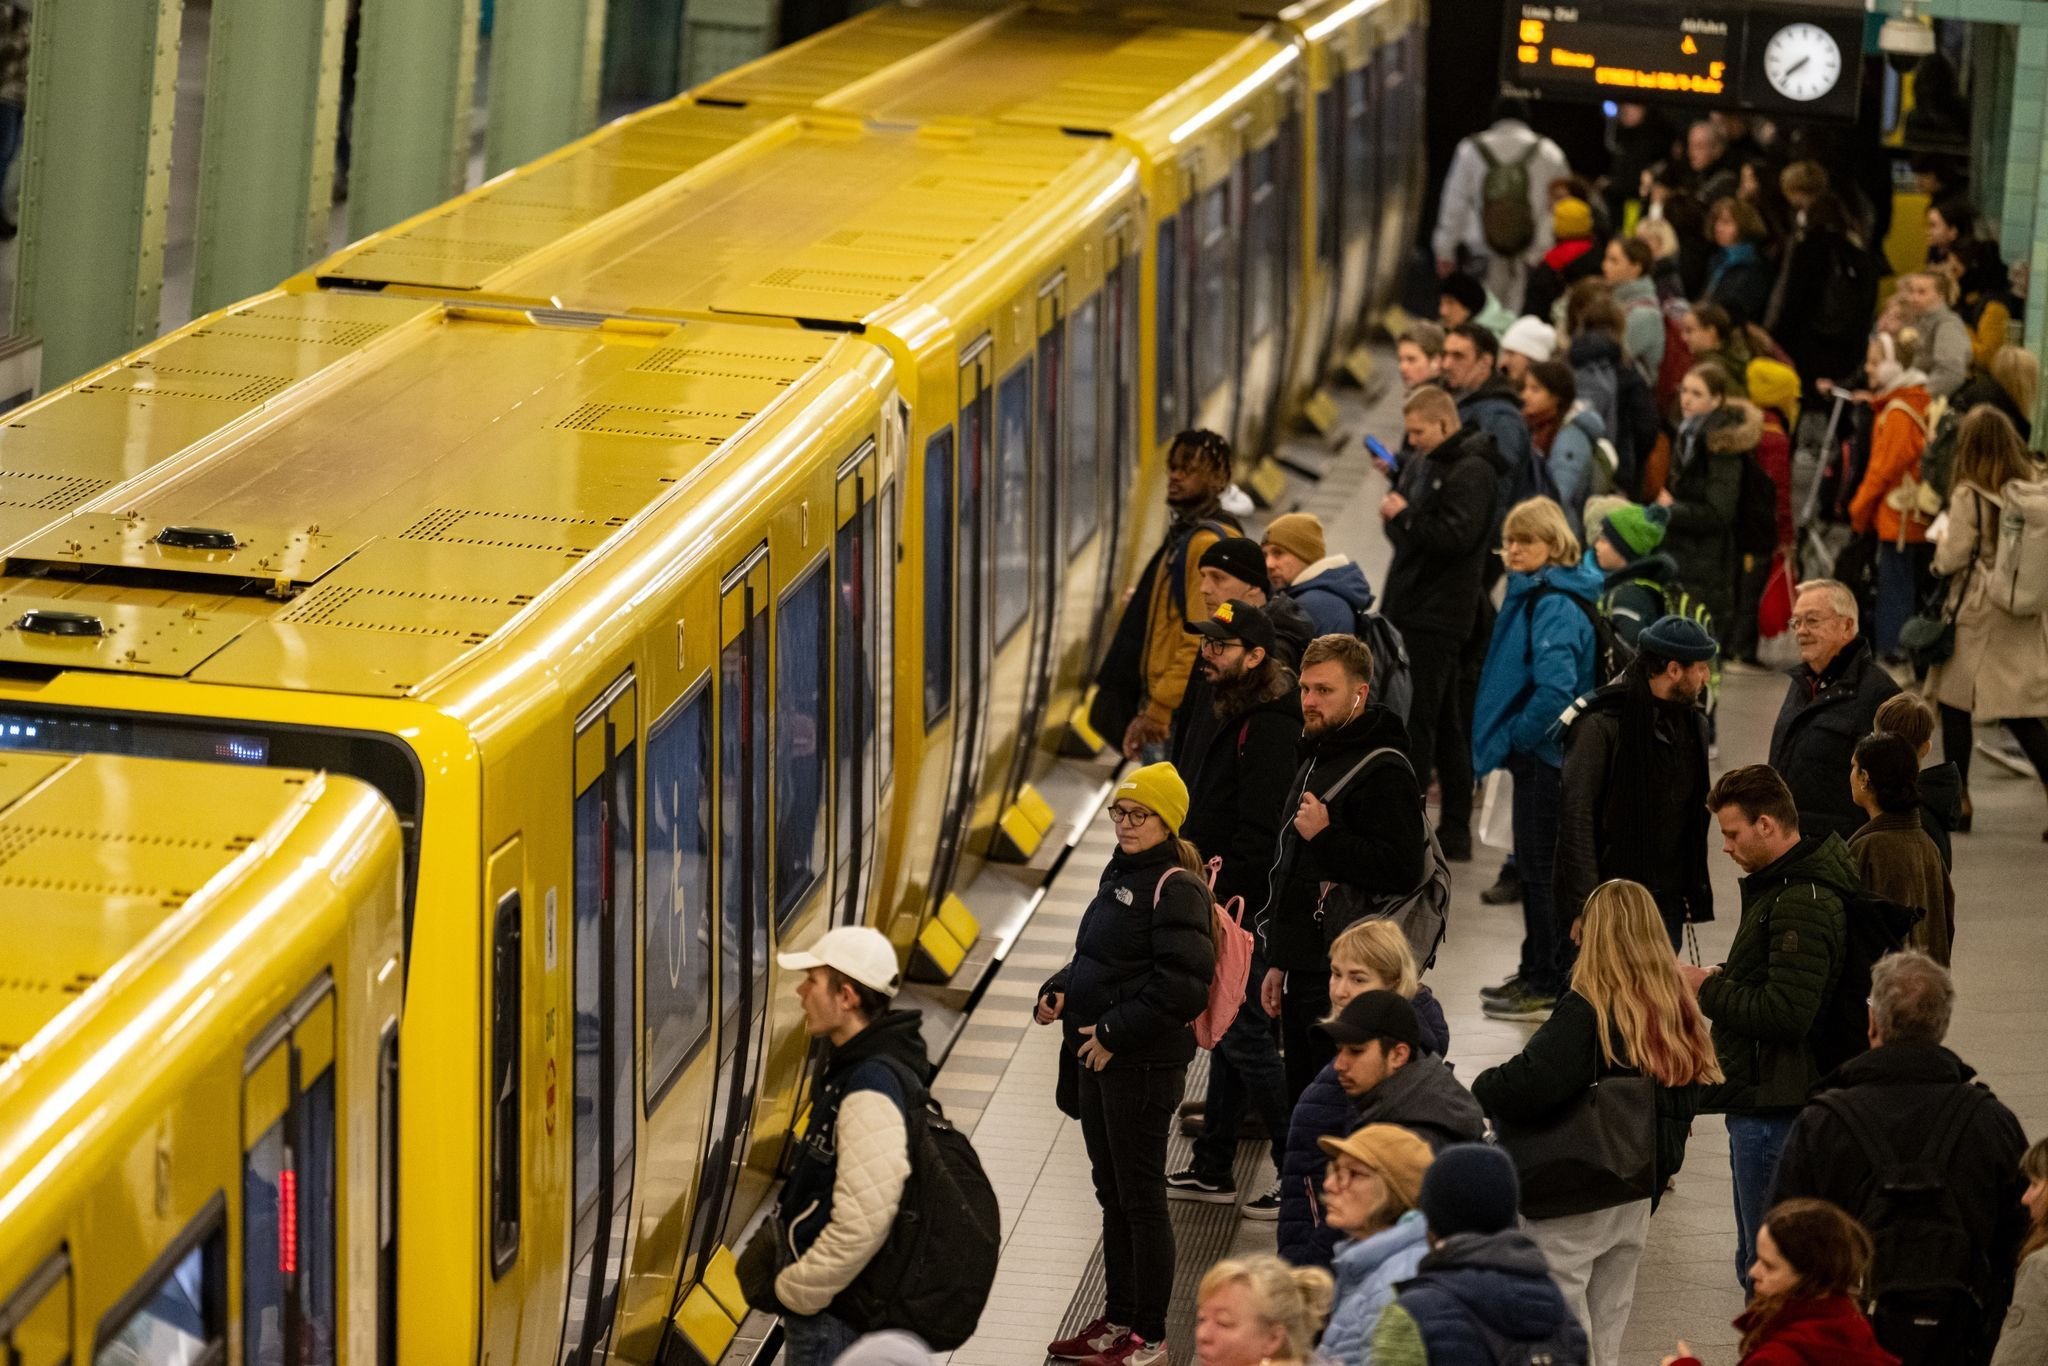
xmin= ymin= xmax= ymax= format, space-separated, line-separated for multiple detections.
xmin=1502 ymin=2 xmax=1864 ymax=122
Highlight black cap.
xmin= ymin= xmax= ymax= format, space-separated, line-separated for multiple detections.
xmin=1198 ymin=537 xmax=1270 ymax=596
xmin=1191 ymin=599 xmax=1277 ymax=656
xmin=1315 ymin=990 xmax=1422 ymax=1050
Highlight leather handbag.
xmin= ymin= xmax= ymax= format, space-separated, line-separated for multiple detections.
xmin=1491 ymin=1046 xmax=1659 ymax=1221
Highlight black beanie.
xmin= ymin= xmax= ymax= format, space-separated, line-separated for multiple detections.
xmin=1418 ymin=1144 xmax=1520 ymax=1238
xmin=1198 ymin=537 xmax=1270 ymax=596
xmin=1441 ymin=272 xmax=1487 ymax=317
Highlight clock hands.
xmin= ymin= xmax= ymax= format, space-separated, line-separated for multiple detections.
xmin=1782 ymin=55 xmax=1810 ymax=78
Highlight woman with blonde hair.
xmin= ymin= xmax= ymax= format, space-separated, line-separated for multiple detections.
xmin=1475 ymin=880 xmax=1723 ymax=1366
xmin=1990 ymin=1138 xmax=2048 ymax=1365
xmin=1193 ymin=1255 xmax=1334 ymax=1366
xmin=1470 ymin=497 xmax=1604 ymax=1023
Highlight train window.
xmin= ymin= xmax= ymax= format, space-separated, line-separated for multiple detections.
xmin=1193 ymin=180 xmax=1233 ymax=402
xmin=489 ymin=891 xmax=521 ymax=1273
xmin=991 ymin=362 xmax=1033 ymax=646
xmin=1065 ymin=295 xmax=1101 ymax=554
xmin=1315 ymin=85 xmax=1340 ymax=271
xmin=244 ymin=994 xmax=339 ymax=1366
xmin=96 ymin=1207 xmax=224 ymax=1366
xmin=878 ymin=479 xmax=896 ymax=783
xmin=721 ymin=613 xmax=770 ymax=1021
xmin=376 ymin=1026 xmax=399 ymax=1366
xmin=1246 ymin=142 xmax=1279 ymax=342
xmin=1153 ymin=213 xmax=1179 ymax=439
xmin=645 ymin=687 xmax=713 ymax=1108
xmin=775 ymin=563 xmax=829 ymax=921
xmin=834 ymin=479 xmax=877 ymax=925
xmin=1344 ymin=64 xmax=1372 ymax=245
xmin=921 ymin=428 xmax=954 ymax=729
xmin=1 ymin=1251 xmax=72 ymax=1366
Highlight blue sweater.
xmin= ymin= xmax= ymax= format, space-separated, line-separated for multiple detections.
xmin=1322 ymin=1213 xmax=1429 ymax=1365
xmin=1471 ymin=559 xmax=1601 ymax=773
xmin=1277 ymin=987 xmax=1449 ymax=1266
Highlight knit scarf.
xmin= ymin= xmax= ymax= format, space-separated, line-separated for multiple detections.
xmin=1526 ymin=406 xmax=1563 ymax=457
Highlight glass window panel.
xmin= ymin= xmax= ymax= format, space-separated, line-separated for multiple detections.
xmin=921 ymin=431 xmax=953 ymax=728
xmin=489 ymin=895 xmax=520 ymax=1269
xmin=775 ymin=566 xmax=829 ymax=921
xmin=1194 ymin=183 xmax=1232 ymax=400
xmin=991 ymin=363 xmax=1033 ymax=644
xmin=1248 ymin=144 xmax=1279 ymax=340
xmin=244 ymin=1114 xmax=288 ymax=1365
xmin=1316 ymin=87 xmax=1340 ymax=268
xmin=297 ymin=1069 xmax=337 ymax=1365
xmin=571 ymin=782 xmax=604 ymax=1220
xmin=645 ymin=691 xmax=712 ymax=1107
xmin=96 ymin=1236 xmax=218 ymax=1366
xmin=1065 ymin=297 xmax=1100 ymax=554
xmin=720 ymin=615 xmax=770 ymax=1021
xmin=878 ymin=482 xmax=896 ymax=782
xmin=1154 ymin=215 xmax=1179 ymax=438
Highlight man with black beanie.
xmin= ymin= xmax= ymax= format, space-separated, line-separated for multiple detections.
xmin=1555 ymin=614 xmax=1718 ymax=947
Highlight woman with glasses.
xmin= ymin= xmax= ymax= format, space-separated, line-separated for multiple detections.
xmin=1315 ymin=1124 xmax=1435 ymax=1365
xmin=1038 ymin=763 xmax=1218 ymax=1366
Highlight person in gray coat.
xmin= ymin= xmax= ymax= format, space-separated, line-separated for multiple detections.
xmin=1894 ymin=270 xmax=1973 ymax=399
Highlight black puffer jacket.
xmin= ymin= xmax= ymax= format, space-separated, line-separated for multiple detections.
xmin=1041 ymin=840 xmax=1215 ymax=1069
xmin=1768 ymin=636 xmax=1902 ymax=842
xmin=1180 ymin=669 xmax=1304 ymax=913
xmin=1256 ymin=705 xmax=1428 ymax=973
xmin=1381 ymin=421 xmax=1505 ymax=643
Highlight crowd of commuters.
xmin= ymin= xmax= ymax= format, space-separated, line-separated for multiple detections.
xmin=731 ymin=90 xmax=2048 ymax=1366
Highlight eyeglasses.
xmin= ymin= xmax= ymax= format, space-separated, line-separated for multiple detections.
xmin=1787 ymin=612 xmax=1839 ymax=631
xmin=1198 ymin=637 xmax=1243 ymax=656
xmin=1106 ymin=805 xmax=1154 ymax=827
xmin=1325 ymin=1161 xmax=1376 ymax=1187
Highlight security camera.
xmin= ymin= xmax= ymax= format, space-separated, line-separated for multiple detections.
xmin=1879 ymin=10 xmax=1935 ymax=73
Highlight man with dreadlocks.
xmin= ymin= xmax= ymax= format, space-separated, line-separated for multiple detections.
xmin=1089 ymin=430 xmax=1242 ymax=759
xmin=1554 ymin=615 xmax=1718 ymax=951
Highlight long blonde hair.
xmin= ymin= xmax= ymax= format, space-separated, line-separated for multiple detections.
xmin=1571 ymin=881 xmax=1723 ymax=1087
xmin=1197 ymin=1255 xmax=1334 ymax=1362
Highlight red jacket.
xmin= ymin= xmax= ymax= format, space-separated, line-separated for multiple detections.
xmin=1671 ymin=1295 xmax=1901 ymax=1366
xmin=1850 ymin=383 xmax=1934 ymax=546
xmin=1758 ymin=410 xmax=1795 ymax=546
xmin=1543 ymin=236 xmax=1596 ymax=273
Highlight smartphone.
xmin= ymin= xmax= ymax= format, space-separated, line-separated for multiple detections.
xmin=1363 ymin=433 xmax=1398 ymax=473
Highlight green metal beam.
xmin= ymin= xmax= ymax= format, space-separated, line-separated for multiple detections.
xmin=347 ymin=0 xmax=481 ymax=241
xmin=679 ymin=0 xmax=781 ymax=87
xmin=11 ymin=0 xmax=184 ymax=387
xmin=486 ymin=0 xmax=609 ymax=176
xmin=191 ymin=0 xmax=350 ymax=314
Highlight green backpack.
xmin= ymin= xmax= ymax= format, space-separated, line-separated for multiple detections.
xmin=1477 ymin=140 xmax=1539 ymax=256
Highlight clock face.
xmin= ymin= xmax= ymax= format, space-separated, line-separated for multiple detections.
xmin=1764 ymin=22 xmax=1843 ymax=103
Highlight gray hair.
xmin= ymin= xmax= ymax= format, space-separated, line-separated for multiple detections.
xmin=1869 ymin=949 xmax=1954 ymax=1045
xmin=1795 ymin=577 xmax=1860 ymax=629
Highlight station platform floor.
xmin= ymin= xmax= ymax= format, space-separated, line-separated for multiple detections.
xmin=922 ymin=367 xmax=2048 ymax=1366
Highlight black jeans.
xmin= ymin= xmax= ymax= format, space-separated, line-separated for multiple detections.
xmin=1403 ymin=629 xmax=1475 ymax=840
xmin=1078 ymin=1063 xmax=1186 ymax=1342
xmin=1509 ymin=752 xmax=1568 ymax=995
xmin=1730 ymin=549 xmax=1772 ymax=660
xmin=1279 ymin=968 xmax=1334 ymax=1109
xmin=1191 ymin=952 xmax=1288 ymax=1181
xmin=1939 ymin=704 xmax=2048 ymax=791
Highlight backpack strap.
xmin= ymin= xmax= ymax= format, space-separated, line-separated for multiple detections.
xmin=1318 ymin=745 xmax=1414 ymax=804
xmin=1813 ymin=1089 xmax=1901 ymax=1175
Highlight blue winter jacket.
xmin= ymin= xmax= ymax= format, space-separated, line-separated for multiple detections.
xmin=1544 ymin=406 xmax=1604 ymax=542
xmin=1277 ymin=987 xmax=1449 ymax=1267
xmin=1322 ymin=1212 xmax=1430 ymax=1365
xmin=1284 ymin=556 xmax=1375 ymax=639
xmin=1471 ymin=558 xmax=1602 ymax=773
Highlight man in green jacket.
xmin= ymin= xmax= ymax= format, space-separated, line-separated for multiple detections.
xmin=1681 ymin=764 xmax=1854 ymax=1293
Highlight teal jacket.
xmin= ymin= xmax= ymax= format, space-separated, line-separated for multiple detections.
xmin=1698 ymin=834 xmax=1856 ymax=1113
xmin=1472 ymin=557 xmax=1603 ymax=773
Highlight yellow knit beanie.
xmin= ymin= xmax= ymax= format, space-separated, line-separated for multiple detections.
xmin=1114 ymin=762 xmax=1190 ymax=834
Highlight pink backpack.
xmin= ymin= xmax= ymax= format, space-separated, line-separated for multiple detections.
xmin=1157 ymin=856 xmax=1254 ymax=1050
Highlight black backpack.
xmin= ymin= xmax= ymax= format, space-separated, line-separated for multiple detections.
xmin=1351 ymin=607 xmax=1413 ymax=723
xmin=1736 ymin=452 xmax=1780 ymax=557
xmin=838 ymin=1056 xmax=1001 ymax=1350
xmin=1814 ymin=890 xmax=1923 ymax=1076
xmin=1816 ymin=1086 xmax=1994 ymax=1366
xmin=1530 ymin=585 xmax=1634 ymax=688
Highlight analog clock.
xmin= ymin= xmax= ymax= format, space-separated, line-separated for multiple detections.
xmin=1763 ymin=22 xmax=1844 ymax=103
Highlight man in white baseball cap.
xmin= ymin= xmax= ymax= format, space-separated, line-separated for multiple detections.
xmin=743 ymin=925 xmax=930 ymax=1364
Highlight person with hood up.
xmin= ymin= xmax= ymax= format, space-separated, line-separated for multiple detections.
xmin=747 ymin=927 xmax=931 ymax=1365
xmin=1682 ymin=766 xmax=1855 ymax=1291
xmin=1089 ymin=430 xmax=1241 ymax=761
xmin=1039 ymin=764 xmax=1217 ymax=1366
xmin=1369 ymin=1144 xmax=1591 ymax=1366
xmin=1591 ymin=501 xmax=1681 ymax=649
xmin=1437 ymin=271 xmax=1518 ymax=338
xmin=1704 ymin=197 xmax=1777 ymax=327
xmin=1471 ymin=497 xmax=1604 ymax=1023
xmin=1848 ymin=332 xmax=1936 ymax=662
xmin=1730 ymin=358 xmax=1800 ymax=671
xmin=1523 ymin=196 xmax=1602 ymax=326
xmin=1872 ymin=693 xmax=1961 ymax=868
xmin=1658 ymin=361 xmax=1754 ymax=649
xmin=1255 ymin=635 xmax=1428 ymax=1106
xmin=1261 ymin=512 xmax=1375 ymax=640
xmin=1380 ymin=386 xmax=1505 ymax=862
xmin=1442 ymin=323 xmax=1534 ymax=522
xmin=1315 ymin=1124 xmax=1435 ymax=1365
xmin=1277 ymin=920 xmax=1450 ymax=1269
xmin=1521 ymin=360 xmax=1604 ymax=538
xmin=1555 ymin=616 xmax=1717 ymax=947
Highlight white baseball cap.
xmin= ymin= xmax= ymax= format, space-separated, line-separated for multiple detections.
xmin=776 ymin=925 xmax=902 ymax=997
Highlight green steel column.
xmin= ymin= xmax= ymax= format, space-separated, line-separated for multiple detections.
xmin=486 ymin=0 xmax=608 ymax=176
xmin=347 ymin=0 xmax=481 ymax=241
xmin=11 ymin=0 xmax=183 ymax=387
xmin=191 ymin=0 xmax=349 ymax=315
xmin=679 ymin=0 xmax=781 ymax=87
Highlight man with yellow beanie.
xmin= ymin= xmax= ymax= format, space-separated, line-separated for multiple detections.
xmin=1261 ymin=511 xmax=1376 ymax=640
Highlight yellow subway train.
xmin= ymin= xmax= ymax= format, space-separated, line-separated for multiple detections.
xmin=0 ymin=1 xmax=1425 ymax=1362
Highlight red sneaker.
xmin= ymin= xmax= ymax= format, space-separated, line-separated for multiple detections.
xmin=1047 ymin=1317 xmax=1127 ymax=1360
xmin=1080 ymin=1331 xmax=1169 ymax=1366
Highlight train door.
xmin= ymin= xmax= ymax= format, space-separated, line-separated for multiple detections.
xmin=560 ymin=674 xmax=638 ymax=1366
xmin=835 ymin=445 xmax=880 ymax=926
xmin=927 ymin=346 xmax=993 ymax=902
xmin=242 ymin=982 xmax=341 ymax=1366
xmin=1190 ymin=150 xmax=1244 ymax=442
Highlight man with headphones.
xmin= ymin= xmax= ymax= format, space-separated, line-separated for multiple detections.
xmin=1254 ymin=633 xmax=1429 ymax=1107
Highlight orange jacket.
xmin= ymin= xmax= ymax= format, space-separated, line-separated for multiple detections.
xmin=1851 ymin=384 xmax=1934 ymax=546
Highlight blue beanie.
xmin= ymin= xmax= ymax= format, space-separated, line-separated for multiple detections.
xmin=1418 ymin=1144 xmax=1520 ymax=1237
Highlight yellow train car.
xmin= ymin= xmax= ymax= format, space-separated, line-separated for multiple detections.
xmin=0 ymin=752 xmax=402 ymax=1366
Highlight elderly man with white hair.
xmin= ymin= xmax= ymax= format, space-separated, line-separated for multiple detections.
xmin=1767 ymin=578 xmax=1900 ymax=841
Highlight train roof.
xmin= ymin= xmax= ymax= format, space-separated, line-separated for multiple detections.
xmin=688 ymin=4 xmax=993 ymax=109
xmin=0 ymin=290 xmax=883 ymax=696
xmin=0 ymin=750 xmax=397 ymax=1071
